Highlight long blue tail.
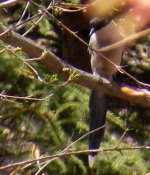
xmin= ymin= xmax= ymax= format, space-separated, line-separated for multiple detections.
xmin=88 ymin=90 xmax=107 ymax=166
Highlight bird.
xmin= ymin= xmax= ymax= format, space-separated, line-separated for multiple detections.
xmin=88 ymin=17 xmax=125 ymax=167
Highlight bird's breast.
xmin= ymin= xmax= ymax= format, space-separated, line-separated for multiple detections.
xmin=89 ymin=21 xmax=125 ymax=77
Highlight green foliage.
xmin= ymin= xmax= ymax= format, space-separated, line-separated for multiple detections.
xmin=0 ymin=45 xmax=149 ymax=174
xmin=0 ymin=43 xmax=90 ymax=174
xmin=0 ymin=1 xmax=149 ymax=175
xmin=38 ymin=17 xmax=51 ymax=35
xmin=95 ymin=140 xmax=149 ymax=175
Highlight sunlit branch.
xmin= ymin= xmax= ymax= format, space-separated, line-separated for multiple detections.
xmin=0 ymin=25 xmax=150 ymax=107
xmin=100 ymin=28 xmax=150 ymax=52
xmin=54 ymin=0 xmax=102 ymax=13
xmin=0 ymin=145 xmax=149 ymax=171
xmin=16 ymin=1 xmax=30 ymax=26
xmin=23 ymin=1 xmax=53 ymax=36
xmin=31 ymin=1 xmax=150 ymax=88
xmin=0 ymin=42 xmax=47 ymax=83
xmin=0 ymin=92 xmax=53 ymax=101
xmin=0 ymin=0 xmax=24 ymax=9
xmin=0 ymin=13 xmax=41 ymax=37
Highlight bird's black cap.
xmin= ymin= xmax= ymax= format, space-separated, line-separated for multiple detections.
xmin=89 ymin=17 xmax=111 ymax=37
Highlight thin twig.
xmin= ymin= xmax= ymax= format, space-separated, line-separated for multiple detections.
xmin=0 ymin=125 xmax=148 ymax=172
xmin=35 ymin=125 xmax=105 ymax=174
xmin=16 ymin=1 xmax=30 ymax=25
xmin=22 ymin=1 xmax=53 ymax=36
xmin=31 ymin=0 xmax=150 ymax=88
xmin=0 ymin=0 xmax=23 ymax=9
xmin=55 ymin=0 xmax=102 ymax=13
xmin=0 ymin=13 xmax=41 ymax=37
xmin=64 ymin=125 xmax=105 ymax=152
xmin=100 ymin=28 xmax=150 ymax=52
xmin=1 ymin=0 xmax=149 ymax=88
xmin=0 ymin=146 xmax=149 ymax=171
xmin=115 ymin=128 xmax=130 ymax=148
xmin=35 ymin=158 xmax=57 ymax=175
xmin=0 ymin=42 xmax=47 ymax=84
xmin=0 ymin=13 xmax=149 ymax=107
xmin=0 ymin=93 xmax=53 ymax=101
xmin=31 ymin=0 xmax=121 ymax=69
xmin=24 ymin=61 xmax=45 ymax=83
xmin=23 ymin=14 xmax=44 ymax=36
xmin=119 ymin=69 xmax=150 ymax=88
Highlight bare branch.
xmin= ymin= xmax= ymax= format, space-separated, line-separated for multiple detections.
xmin=100 ymin=28 xmax=150 ymax=52
xmin=54 ymin=0 xmax=101 ymax=13
xmin=64 ymin=125 xmax=106 ymax=152
xmin=0 ymin=145 xmax=149 ymax=171
xmin=0 ymin=92 xmax=53 ymax=101
xmin=34 ymin=125 xmax=106 ymax=174
xmin=1 ymin=0 xmax=150 ymax=88
xmin=0 ymin=122 xmax=149 ymax=172
xmin=0 ymin=0 xmax=25 ymax=9
xmin=31 ymin=1 xmax=150 ymax=88
xmin=16 ymin=1 xmax=30 ymax=26
xmin=0 ymin=13 xmax=41 ymax=37
xmin=114 ymin=128 xmax=130 ymax=148
xmin=0 ymin=42 xmax=46 ymax=83
xmin=0 ymin=25 xmax=149 ymax=108
xmin=23 ymin=1 xmax=53 ymax=36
